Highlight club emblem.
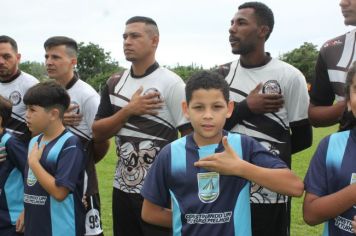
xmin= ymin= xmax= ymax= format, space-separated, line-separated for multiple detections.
xmin=262 ymin=80 xmax=281 ymax=95
xmin=197 ymin=172 xmax=220 ymax=203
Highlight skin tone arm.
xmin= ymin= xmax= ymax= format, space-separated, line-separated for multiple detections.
xmin=194 ymin=136 xmax=304 ymax=197
xmin=63 ymin=104 xmax=83 ymax=126
xmin=92 ymin=139 xmax=110 ymax=163
xmin=303 ymin=185 xmax=356 ymax=226
xmin=92 ymin=86 xmax=163 ymax=142
xmin=28 ymin=142 xmax=69 ymax=201
xmin=308 ymin=101 xmax=346 ymax=127
xmin=142 ymin=199 xmax=172 ymax=228
xmin=15 ymin=211 xmax=25 ymax=233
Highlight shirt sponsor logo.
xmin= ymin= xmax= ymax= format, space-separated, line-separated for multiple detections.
xmin=197 ymin=172 xmax=219 ymax=203
xmin=324 ymin=39 xmax=343 ymax=48
xmin=24 ymin=194 xmax=47 ymax=205
xmin=334 ymin=216 xmax=353 ymax=233
xmin=185 ymin=212 xmax=232 ymax=224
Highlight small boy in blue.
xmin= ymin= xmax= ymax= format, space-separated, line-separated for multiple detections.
xmin=23 ymin=81 xmax=86 ymax=236
xmin=304 ymin=61 xmax=356 ymax=236
xmin=0 ymin=95 xmax=27 ymax=235
xmin=141 ymin=70 xmax=304 ymax=236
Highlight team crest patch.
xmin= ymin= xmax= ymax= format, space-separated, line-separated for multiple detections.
xmin=9 ymin=91 xmax=22 ymax=105
xmin=262 ymin=80 xmax=281 ymax=95
xmin=197 ymin=172 xmax=220 ymax=203
xmin=143 ymin=88 xmax=162 ymax=100
xmin=27 ymin=168 xmax=37 ymax=186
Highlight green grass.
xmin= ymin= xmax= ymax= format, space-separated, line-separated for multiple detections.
xmin=97 ymin=126 xmax=338 ymax=236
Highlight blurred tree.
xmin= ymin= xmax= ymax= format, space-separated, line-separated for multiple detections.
xmin=19 ymin=61 xmax=47 ymax=81
xmin=279 ymin=42 xmax=319 ymax=85
xmin=77 ymin=42 xmax=124 ymax=91
xmin=168 ymin=63 xmax=204 ymax=81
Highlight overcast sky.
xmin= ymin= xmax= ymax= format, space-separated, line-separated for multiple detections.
xmin=2 ymin=0 xmax=353 ymax=69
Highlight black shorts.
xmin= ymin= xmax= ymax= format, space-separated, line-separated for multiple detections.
xmin=112 ymin=188 xmax=171 ymax=236
xmin=84 ymin=193 xmax=103 ymax=236
xmin=251 ymin=202 xmax=291 ymax=236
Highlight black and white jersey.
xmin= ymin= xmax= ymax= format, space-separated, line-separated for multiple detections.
xmin=0 ymin=71 xmax=38 ymax=142
xmin=221 ymin=58 xmax=309 ymax=203
xmin=310 ymin=29 xmax=356 ymax=105
xmin=66 ymin=78 xmax=100 ymax=142
xmin=96 ymin=65 xmax=189 ymax=194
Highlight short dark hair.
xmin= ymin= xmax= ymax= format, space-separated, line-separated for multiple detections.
xmin=0 ymin=35 xmax=18 ymax=53
xmin=185 ymin=70 xmax=229 ymax=104
xmin=238 ymin=2 xmax=274 ymax=41
xmin=0 ymin=96 xmax=12 ymax=128
xmin=345 ymin=61 xmax=356 ymax=102
xmin=44 ymin=36 xmax=78 ymax=57
xmin=126 ymin=16 xmax=159 ymax=36
xmin=23 ymin=81 xmax=70 ymax=118
xmin=339 ymin=61 xmax=356 ymax=131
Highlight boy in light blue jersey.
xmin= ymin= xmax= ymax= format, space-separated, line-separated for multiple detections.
xmin=0 ymin=96 xmax=27 ymax=235
xmin=304 ymin=61 xmax=356 ymax=236
xmin=23 ymin=81 xmax=86 ymax=236
xmin=141 ymin=70 xmax=304 ymax=236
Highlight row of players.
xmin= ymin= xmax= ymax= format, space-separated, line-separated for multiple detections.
xmin=1 ymin=1 xmax=355 ymax=236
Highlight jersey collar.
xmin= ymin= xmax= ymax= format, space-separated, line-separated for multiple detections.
xmin=65 ymin=73 xmax=79 ymax=90
xmin=130 ymin=62 xmax=159 ymax=78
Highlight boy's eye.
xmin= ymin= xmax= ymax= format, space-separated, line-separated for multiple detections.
xmin=192 ymin=106 xmax=203 ymax=110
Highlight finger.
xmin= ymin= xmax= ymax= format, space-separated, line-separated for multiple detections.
xmin=67 ymin=104 xmax=79 ymax=112
xmin=250 ymin=83 xmax=263 ymax=94
xmin=193 ymin=160 xmax=215 ymax=170
xmin=134 ymin=86 xmax=144 ymax=95
xmin=221 ymin=136 xmax=233 ymax=153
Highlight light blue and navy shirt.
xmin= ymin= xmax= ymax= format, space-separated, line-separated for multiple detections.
xmin=24 ymin=129 xmax=86 ymax=236
xmin=141 ymin=131 xmax=287 ymax=236
xmin=305 ymin=128 xmax=356 ymax=236
xmin=0 ymin=131 xmax=27 ymax=234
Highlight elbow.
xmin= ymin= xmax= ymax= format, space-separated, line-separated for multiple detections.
xmin=141 ymin=208 xmax=153 ymax=225
xmin=303 ymin=213 xmax=320 ymax=226
xmin=52 ymin=192 xmax=68 ymax=202
xmin=92 ymin=122 xmax=105 ymax=143
xmin=288 ymin=180 xmax=304 ymax=197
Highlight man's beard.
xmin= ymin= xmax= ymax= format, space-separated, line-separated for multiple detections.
xmin=232 ymin=42 xmax=255 ymax=55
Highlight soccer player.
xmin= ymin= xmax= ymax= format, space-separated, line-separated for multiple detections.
xmin=92 ymin=16 xmax=191 ymax=236
xmin=0 ymin=96 xmax=27 ymax=236
xmin=304 ymin=61 xmax=356 ymax=236
xmin=141 ymin=70 xmax=304 ymax=236
xmin=216 ymin=2 xmax=311 ymax=235
xmin=23 ymin=81 xmax=86 ymax=236
xmin=309 ymin=0 xmax=356 ymax=128
xmin=0 ymin=35 xmax=38 ymax=143
xmin=44 ymin=36 xmax=108 ymax=236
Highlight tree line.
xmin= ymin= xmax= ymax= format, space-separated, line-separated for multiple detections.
xmin=19 ymin=42 xmax=318 ymax=91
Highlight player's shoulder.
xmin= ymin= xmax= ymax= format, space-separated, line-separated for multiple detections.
xmin=19 ymin=71 xmax=40 ymax=84
xmin=321 ymin=32 xmax=347 ymax=51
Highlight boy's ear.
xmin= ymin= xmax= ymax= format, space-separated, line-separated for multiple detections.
xmin=182 ymin=101 xmax=190 ymax=120
xmin=226 ymin=100 xmax=234 ymax=118
xmin=48 ymin=107 xmax=61 ymax=121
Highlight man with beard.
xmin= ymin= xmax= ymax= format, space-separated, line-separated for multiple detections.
xmin=216 ymin=2 xmax=312 ymax=236
xmin=92 ymin=16 xmax=191 ymax=236
xmin=0 ymin=35 xmax=38 ymax=143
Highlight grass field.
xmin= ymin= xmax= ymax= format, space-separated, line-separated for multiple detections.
xmin=96 ymin=126 xmax=338 ymax=236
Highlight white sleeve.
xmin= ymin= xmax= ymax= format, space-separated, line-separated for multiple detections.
xmin=284 ymin=69 xmax=310 ymax=123
xmin=82 ymin=93 xmax=100 ymax=129
xmin=165 ymin=80 xmax=189 ymax=128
